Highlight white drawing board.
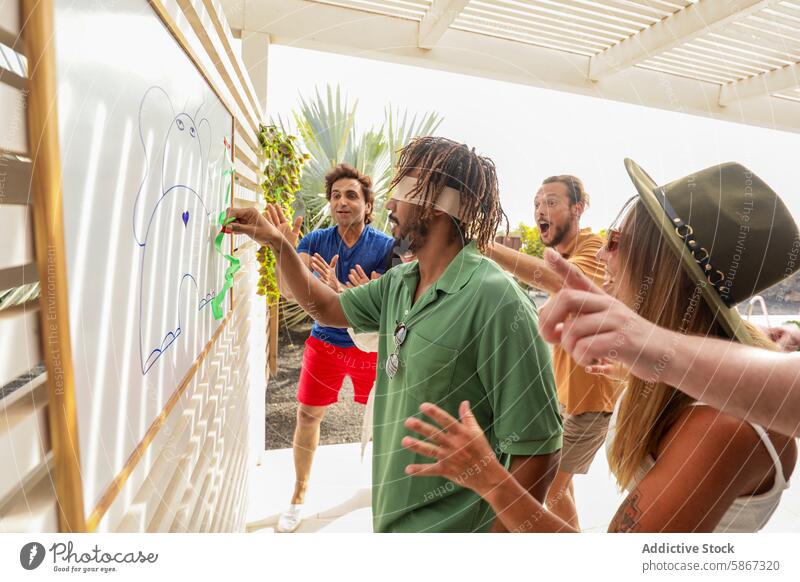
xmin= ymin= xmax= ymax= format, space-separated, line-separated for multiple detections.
xmin=54 ymin=0 xmax=234 ymax=512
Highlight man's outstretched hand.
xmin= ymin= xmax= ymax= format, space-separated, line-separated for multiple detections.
xmin=310 ymin=253 xmax=341 ymax=293
xmin=223 ymin=206 xmax=277 ymax=246
xmin=224 ymin=203 xmax=301 ymax=249
xmin=347 ymin=264 xmax=379 ymax=288
xmin=764 ymin=324 xmax=800 ymax=353
xmin=266 ymin=204 xmax=303 ymax=248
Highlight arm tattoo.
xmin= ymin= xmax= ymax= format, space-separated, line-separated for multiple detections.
xmin=609 ymin=489 xmax=643 ymax=533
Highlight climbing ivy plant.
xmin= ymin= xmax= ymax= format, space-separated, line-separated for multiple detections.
xmin=256 ymin=124 xmax=310 ymax=306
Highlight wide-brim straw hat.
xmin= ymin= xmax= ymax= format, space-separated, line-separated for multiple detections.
xmin=624 ymin=158 xmax=800 ymax=345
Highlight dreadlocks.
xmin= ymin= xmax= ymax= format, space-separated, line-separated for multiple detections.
xmin=389 ymin=136 xmax=509 ymax=252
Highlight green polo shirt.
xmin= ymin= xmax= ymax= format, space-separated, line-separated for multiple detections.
xmin=340 ymin=241 xmax=562 ymax=533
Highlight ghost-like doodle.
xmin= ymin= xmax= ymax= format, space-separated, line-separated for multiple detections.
xmin=133 ymin=86 xmax=228 ymax=375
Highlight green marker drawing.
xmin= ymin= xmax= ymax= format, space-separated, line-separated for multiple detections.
xmin=211 ymin=167 xmax=240 ymax=320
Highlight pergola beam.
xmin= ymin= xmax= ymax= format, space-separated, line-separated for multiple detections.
xmin=589 ymin=0 xmax=778 ymax=81
xmin=220 ymin=0 xmax=800 ymax=134
xmin=719 ymin=61 xmax=800 ymax=105
xmin=418 ymin=0 xmax=469 ymax=49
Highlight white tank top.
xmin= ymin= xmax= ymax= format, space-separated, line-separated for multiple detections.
xmin=605 ymin=401 xmax=789 ymax=533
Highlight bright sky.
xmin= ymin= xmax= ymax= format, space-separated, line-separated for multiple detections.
xmin=267 ymin=45 xmax=800 ymax=232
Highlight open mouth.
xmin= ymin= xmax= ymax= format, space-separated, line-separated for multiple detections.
xmin=538 ymin=221 xmax=551 ymax=236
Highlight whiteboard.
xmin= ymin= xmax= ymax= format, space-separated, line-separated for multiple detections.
xmin=54 ymin=0 xmax=234 ymax=511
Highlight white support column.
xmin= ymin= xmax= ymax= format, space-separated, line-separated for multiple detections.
xmin=241 ymin=30 xmax=270 ymax=117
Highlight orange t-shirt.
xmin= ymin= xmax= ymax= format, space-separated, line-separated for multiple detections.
xmin=553 ymin=228 xmax=620 ymax=415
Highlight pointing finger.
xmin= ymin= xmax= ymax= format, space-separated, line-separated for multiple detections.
xmin=539 ymin=290 xmax=611 ymax=344
xmin=544 ymin=248 xmax=601 ymax=294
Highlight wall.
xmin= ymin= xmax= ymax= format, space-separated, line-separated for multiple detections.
xmin=0 ymin=0 xmax=266 ymax=533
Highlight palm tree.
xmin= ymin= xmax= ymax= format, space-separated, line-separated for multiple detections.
xmin=278 ymin=84 xmax=443 ymax=234
xmin=274 ymin=84 xmax=442 ymax=329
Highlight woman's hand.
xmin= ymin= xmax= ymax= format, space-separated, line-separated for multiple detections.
xmin=403 ymin=401 xmax=505 ymax=496
xmin=538 ymin=248 xmax=665 ymax=371
xmin=310 ymin=253 xmax=342 ymax=293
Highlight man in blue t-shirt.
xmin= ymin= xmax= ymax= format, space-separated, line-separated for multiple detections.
xmin=275 ymin=163 xmax=394 ymax=532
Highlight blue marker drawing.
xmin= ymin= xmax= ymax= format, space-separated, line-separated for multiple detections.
xmin=133 ymin=86 xmax=229 ymax=375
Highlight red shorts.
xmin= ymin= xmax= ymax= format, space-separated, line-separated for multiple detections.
xmin=296 ymin=336 xmax=378 ymax=406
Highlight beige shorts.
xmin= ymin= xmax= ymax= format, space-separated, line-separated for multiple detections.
xmin=558 ymin=404 xmax=612 ymax=475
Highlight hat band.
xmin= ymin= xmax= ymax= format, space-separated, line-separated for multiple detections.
xmin=655 ymin=188 xmax=733 ymax=306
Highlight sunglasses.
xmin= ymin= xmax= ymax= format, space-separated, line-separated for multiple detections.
xmin=603 ymin=195 xmax=637 ymax=253
xmin=385 ymin=321 xmax=408 ymax=379
xmin=605 ymin=228 xmax=621 ymax=253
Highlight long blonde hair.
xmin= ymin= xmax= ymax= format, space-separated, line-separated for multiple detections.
xmin=608 ymin=200 xmax=775 ymax=490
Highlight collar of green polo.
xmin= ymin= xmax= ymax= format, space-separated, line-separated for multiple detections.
xmin=434 ymin=241 xmax=481 ymax=295
xmin=400 ymin=241 xmax=481 ymax=296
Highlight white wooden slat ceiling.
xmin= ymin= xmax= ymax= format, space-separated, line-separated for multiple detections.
xmin=314 ymin=0 xmax=433 ymax=20
xmin=639 ymin=1 xmax=800 ymax=86
xmin=307 ymin=0 xmax=800 ymax=106
xmin=454 ymin=0 xmax=688 ymax=56
xmin=223 ymin=0 xmax=800 ymax=132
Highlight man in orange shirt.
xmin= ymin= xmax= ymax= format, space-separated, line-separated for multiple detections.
xmin=486 ymin=175 xmax=618 ymax=530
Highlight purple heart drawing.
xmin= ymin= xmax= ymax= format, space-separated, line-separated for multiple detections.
xmin=181 ymin=211 xmax=189 ymax=227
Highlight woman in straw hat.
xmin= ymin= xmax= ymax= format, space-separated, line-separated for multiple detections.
xmin=402 ymin=160 xmax=798 ymax=533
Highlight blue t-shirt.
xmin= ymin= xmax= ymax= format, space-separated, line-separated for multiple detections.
xmin=297 ymin=225 xmax=394 ymax=347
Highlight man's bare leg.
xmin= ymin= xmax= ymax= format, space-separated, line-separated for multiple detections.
xmin=545 ymin=470 xmax=580 ymax=531
xmin=276 ymin=404 xmax=327 ymax=532
xmin=290 ymin=404 xmax=327 ymax=505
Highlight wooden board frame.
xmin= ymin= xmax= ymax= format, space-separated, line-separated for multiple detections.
xmin=22 ymin=0 xmax=86 ymax=534
xmin=24 ymin=0 xmax=243 ymax=532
